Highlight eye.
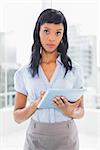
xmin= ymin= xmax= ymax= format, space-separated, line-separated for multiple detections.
xmin=43 ymin=29 xmax=49 ymax=34
xmin=56 ymin=31 xmax=62 ymax=36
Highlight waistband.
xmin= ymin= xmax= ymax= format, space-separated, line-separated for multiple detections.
xmin=27 ymin=118 xmax=76 ymax=136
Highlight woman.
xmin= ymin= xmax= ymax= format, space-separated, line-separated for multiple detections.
xmin=14 ymin=9 xmax=85 ymax=150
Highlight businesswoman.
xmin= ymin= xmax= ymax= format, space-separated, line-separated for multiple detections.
xmin=14 ymin=9 xmax=85 ymax=150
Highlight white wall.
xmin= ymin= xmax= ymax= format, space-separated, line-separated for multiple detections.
xmin=75 ymin=108 xmax=100 ymax=136
xmin=0 ymin=107 xmax=29 ymax=136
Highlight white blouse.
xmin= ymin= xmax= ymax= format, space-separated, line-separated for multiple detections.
xmin=14 ymin=56 xmax=84 ymax=123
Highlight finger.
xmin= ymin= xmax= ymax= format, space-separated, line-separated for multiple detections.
xmin=75 ymin=96 xmax=83 ymax=105
xmin=52 ymin=100 xmax=58 ymax=106
xmin=40 ymin=90 xmax=45 ymax=95
xmin=77 ymin=95 xmax=83 ymax=101
xmin=52 ymin=98 xmax=60 ymax=105
xmin=55 ymin=96 xmax=61 ymax=99
xmin=56 ymin=97 xmax=65 ymax=106
xmin=39 ymin=91 xmax=45 ymax=100
xmin=40 ymin=90 xmax=45 ymax=96
xmin=61 ymin=96 xmax=69 ymax=105
xmin=52 ymin=98 xmax=59 ymax=105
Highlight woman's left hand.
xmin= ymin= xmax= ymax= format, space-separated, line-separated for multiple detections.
xmin=52 ymin=96 xmax=84 ymax=119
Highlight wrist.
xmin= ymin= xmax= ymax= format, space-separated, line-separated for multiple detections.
xmin=63 ymin=109 xmax=73 ymax=118
xmin=70 ymin=108 xmax=85 ymax=119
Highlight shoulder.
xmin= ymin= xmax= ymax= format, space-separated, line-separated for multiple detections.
xmin=14 ymin=64 xmax=30 ymax=77
xmin=70 ymin=60 xmax=83 ymax=76
xmin=72 ymin=60 xmax=81 ymax=69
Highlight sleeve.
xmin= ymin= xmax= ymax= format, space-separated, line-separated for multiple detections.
xmin=73 ymin=65 xmax=85 ymax=89
xmin=14 ymin=68 xmax=28 ymax=96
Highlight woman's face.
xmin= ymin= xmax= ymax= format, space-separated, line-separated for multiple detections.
xmin=39 ymin=23 xmax=64 ymax=53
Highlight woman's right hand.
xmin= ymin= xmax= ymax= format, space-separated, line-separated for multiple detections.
xmin=33 ymin=91 xmax=45 ymax=108
xmin=13 ymin=91 xmax=45 ymax=123
xmin=39 ymin=90 xmax=46 ymax=100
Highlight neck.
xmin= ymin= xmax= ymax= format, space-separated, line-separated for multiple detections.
xmin=40 ymin=49 xmax=59 ymax=63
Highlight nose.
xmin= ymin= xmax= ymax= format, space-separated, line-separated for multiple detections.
xmin=48 ymin=34 xmax=55 ymax=42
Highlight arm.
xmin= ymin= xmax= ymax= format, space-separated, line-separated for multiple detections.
xmin=13 ymin=91 xmax=45 ymax=124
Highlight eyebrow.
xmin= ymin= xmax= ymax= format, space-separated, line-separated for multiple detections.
xmin=43 ymin=27 xmax=63 ymax=31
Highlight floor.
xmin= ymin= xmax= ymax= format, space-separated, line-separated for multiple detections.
xmin=0 ymin=129 xmax=99 ymax=150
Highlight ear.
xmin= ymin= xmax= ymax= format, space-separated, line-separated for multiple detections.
xmin=61 ymin=40 xmax=63 ymax=44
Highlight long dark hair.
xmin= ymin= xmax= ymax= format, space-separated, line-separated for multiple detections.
xmin=29 ymin=8 xmax=72 ymax=77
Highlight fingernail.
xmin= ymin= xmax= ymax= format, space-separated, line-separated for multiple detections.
xmin=61 ymin=97 xmax=64 ymax=99
xmin=41 ymin=91 xmax=44 ymax=94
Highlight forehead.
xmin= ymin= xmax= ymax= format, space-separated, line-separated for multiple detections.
xmin=40 ymin=23 xmax=64 ymax=30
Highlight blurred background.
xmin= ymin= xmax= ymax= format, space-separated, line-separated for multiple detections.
xmin=0 ymin=0 xmax=100 ymax=150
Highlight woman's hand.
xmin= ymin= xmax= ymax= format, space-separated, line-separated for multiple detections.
xmin=52 ymin=96 xmax=84 ymax=119
xmin=34 ymin=90 xmax=46 ymax=108
xmin=13 ymin=90 xmax=46 ymax=123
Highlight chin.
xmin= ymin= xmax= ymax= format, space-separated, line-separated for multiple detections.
xmin=44 ymin=48 xmax=57 ymax=53
xmin=41 ymin=44 xmax=58 ymax=53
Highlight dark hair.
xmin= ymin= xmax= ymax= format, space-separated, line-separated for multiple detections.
xmin=29 ymin=8 xmax=72 ymax=77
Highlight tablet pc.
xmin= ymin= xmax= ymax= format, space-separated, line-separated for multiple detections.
xmin=37 ymin=88 xmax=86 ymax=109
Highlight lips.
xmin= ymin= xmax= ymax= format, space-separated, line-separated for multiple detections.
xmin=47 ymin=44 xmax=56 ymax=47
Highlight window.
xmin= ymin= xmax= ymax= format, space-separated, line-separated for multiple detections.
xmin=0 ymin=0 xmax=42 ymax=108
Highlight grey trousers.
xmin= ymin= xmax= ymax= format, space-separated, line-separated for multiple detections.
xmin=24 ymin=119 xmax=79 ymax=150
